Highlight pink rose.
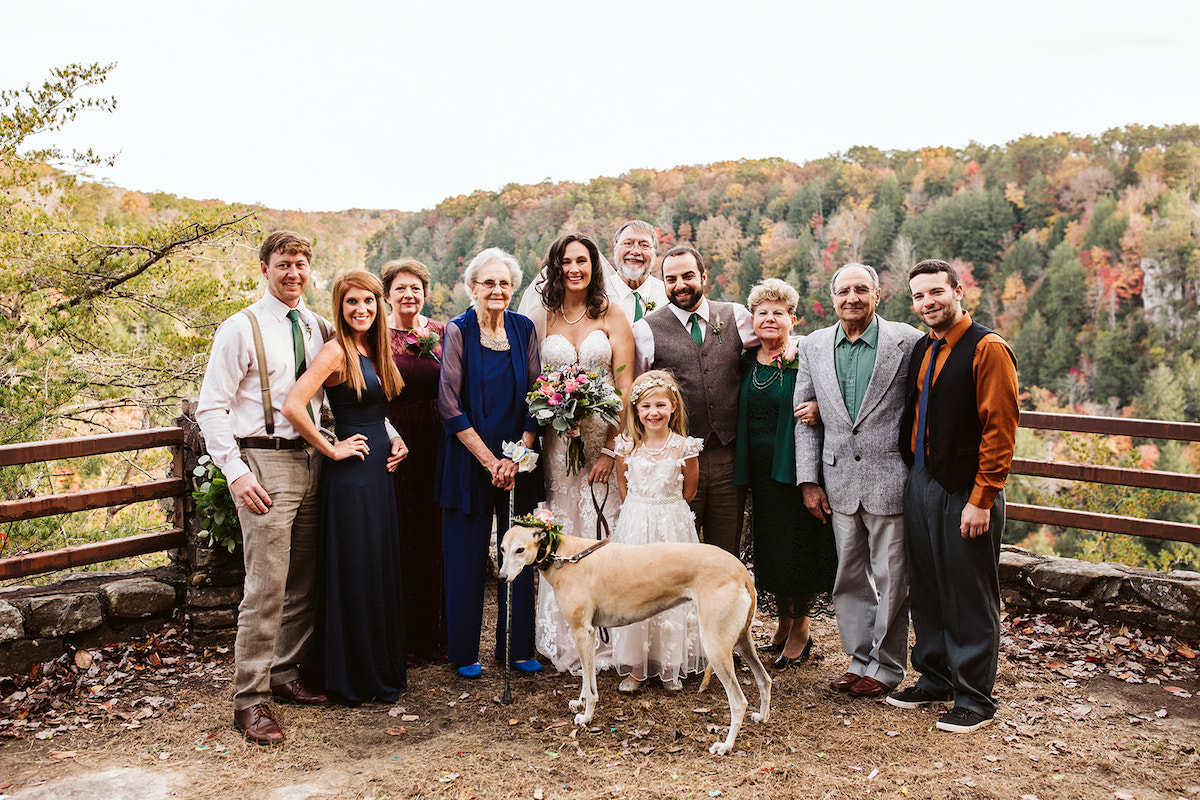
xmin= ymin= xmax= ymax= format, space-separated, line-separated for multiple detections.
xmin=539 ymin=384 xmax=555 ymax=397
xmin=784 ymin=342 xmax=798 ymax=361
xmin=414 ymin=324 xmax=430 ymax=338
xmin=576 ymin=374 xmax=589 ymax=384
xmin=563 ymin=379 xmax=578 ymax=394
xmin=533 ymin=508 xmax=554 ymax=523
xmin=549 ymin=372 xmax=561 ymax=382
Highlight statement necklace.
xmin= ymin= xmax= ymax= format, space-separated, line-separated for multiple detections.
xmin=751 ymin=360 xmax=782 ymax=390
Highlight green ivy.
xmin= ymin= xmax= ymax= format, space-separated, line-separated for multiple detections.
xmin=192 ymin=455 xmax=241 ymax=553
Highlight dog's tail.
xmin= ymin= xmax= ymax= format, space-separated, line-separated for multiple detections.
xmin=698 ymin=664 xmax=713 ymax=693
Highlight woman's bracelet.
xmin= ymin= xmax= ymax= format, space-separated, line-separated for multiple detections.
xmin=601 ymin=447 xmax=616 ymax=458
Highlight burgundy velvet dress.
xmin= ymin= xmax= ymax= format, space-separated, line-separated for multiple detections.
xmin=388 ymin=321 xmax=447 ymax=662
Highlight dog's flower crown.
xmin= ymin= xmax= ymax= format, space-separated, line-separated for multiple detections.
xmin=512 ymin=508 xmax=563 ymax=548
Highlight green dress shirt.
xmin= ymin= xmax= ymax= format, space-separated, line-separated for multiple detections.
xmin=833 ymin=315 xmax=879 ymax=423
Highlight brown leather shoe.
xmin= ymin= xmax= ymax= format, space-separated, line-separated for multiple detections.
xmin=234 ymin=703 xmax=285 ymax=745
xmin=848 ymin=675 xmax=891 ymax=698
xmin=271 ymin=678 xmax=328 ymax=706
xmin=830 ymin=671 xmax=861 ymax=691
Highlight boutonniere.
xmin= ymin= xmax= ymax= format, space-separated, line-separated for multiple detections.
xmin=404 ymin=322 xmax=441 ymax=362
xmin=711 ymin=315 xmax=724 ymax=343
xmin=644 ymin=300 xmax=657 ymax=312
xmin=772 ymin=340 xmax=800 ymax=370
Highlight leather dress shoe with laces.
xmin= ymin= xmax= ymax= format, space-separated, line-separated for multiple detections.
xmin=829 ymin=671 xmax=861 ymax=691
xmin=270 ymin=678 xmax=328 ymax=705
xmin=848 ymin=675 xmax=891 ymax=698
xmin=234 ymin=703 xmax=285 ymax=745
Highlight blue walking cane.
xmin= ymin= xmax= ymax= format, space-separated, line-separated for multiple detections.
xmin=500 ymin=441 xmax=538 ymax=705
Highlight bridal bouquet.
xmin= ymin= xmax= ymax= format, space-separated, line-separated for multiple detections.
xmin=527 ymin=366 xmax=622 ymax=475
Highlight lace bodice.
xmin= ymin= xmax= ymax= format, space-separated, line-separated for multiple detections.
xmin=540 ymin=329 xmax=613 ymax=375
xmin=615 ymin=433 xmax=704 ymax=503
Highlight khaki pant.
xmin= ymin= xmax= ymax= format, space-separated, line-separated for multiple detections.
xmin=231 ymin=448 xmax=322 ymax=710
xmin=688 ymin=440 xmax=746 ymax=557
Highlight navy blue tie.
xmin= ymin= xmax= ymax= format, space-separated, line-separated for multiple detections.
xmin=914 ymin=337 xmax=941 ymax=472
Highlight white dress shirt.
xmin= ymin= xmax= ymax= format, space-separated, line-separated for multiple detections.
xmin=631 ymin=298 xmax=757 ymax=375
xmin=196 ymin=292 xmax=327 ymax=484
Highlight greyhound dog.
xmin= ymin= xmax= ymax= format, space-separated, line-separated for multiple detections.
xmin=498 ymin=525 xmax=772 ymax=755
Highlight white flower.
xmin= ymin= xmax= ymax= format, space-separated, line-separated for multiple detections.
xmin=502 ymin=441 xmax=539 ymax=473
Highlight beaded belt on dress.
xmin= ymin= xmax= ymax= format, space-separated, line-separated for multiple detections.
xmin=626 ymin=493 xmax=675 ymax=505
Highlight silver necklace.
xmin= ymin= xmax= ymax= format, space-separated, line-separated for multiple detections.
xmin=751 ymin=361 xmax=782 ymax=390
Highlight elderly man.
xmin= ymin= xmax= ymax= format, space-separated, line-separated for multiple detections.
xmin=197 ymin=231 xmax=401 ymax=744
xmin=888 ymin=259 xmax=1018 ymax=733
xmin=518 ymin=220 xmax=667 ymax=321
xmin=633 ymin=244 xmax=755 ymax=555
xmin=794 ymin=263 xmax=922 ymax=699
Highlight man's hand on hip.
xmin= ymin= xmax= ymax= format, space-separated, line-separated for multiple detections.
xmin=231 ymin=472 xmax=272 ymax=515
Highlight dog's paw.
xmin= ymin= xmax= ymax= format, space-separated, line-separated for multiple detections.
xmin=568 ymin=699 xmax=584 ymax=713
xmin=708 ymin=740 xmax=732 ymax=755
xmin=573 ymin=712 xmax=590 ymax=727
xmin=751 ymin=712 xmax=765 ymax=723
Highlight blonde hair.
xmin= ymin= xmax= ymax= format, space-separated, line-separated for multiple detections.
xmin=623 ymin=369 xmax=689 ymax=451
xmin=331 ymin=270 xmax=405 ymax=401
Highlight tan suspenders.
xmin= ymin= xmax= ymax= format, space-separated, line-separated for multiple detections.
xmin=241 ymin=309 xmax=331 ymax=436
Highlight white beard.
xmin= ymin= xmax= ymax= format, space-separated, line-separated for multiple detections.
xmin=618 ymin=262 xmax=650 ymax=283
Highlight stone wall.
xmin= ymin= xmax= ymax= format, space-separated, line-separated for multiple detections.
xmin=1000 ymin=545 xmax=1200 ymax=639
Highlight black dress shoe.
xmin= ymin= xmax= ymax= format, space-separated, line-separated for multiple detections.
xmin=756 ymin=641 xmax=785 ymax=656
xmin=773 ymin=637 xmax=813 ymax=669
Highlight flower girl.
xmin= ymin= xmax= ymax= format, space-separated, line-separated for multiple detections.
xmin=610 ymin=370 xmax=706 ymax=692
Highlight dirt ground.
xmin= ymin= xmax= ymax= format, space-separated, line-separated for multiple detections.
xmin=1 ymin=592 xmax=1198 ymax=800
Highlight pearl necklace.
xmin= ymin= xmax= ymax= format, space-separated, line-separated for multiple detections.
xmin=639 ymin=434 xmax=672 ymax=456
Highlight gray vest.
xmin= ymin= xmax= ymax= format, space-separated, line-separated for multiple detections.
xmin=645 ymin=302 xmax=744 ymax=445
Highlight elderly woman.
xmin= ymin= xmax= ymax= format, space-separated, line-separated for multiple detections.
xmin=383 ymin=258 xmax=446 ymax=664
xmin=435 ymin=247 xmax=543 ymax=678
xmin=733 ymin=278 xmax=837 ymax=670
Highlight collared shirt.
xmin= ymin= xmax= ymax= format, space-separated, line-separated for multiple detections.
xmin=909 ymin=312 xmax=1019 ymax=509
xmin=834 ymin=315 xmax=879 ymax=423
xmin=196 ymin=292 xmax=327 ymax=485
xmin=631 ymin=297 xmax=757 ymax=375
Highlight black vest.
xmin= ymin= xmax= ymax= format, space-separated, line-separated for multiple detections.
xmin=901 ymin=321 xmax=1011 ymax=494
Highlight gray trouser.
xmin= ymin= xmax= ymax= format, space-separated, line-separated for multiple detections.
xmin=232 ymin=448 xmax=322 ymax=710
xmin=904 ymin=466 xmax=1004 ymax=717
xmin=689 ymin=440 xmax=746 ymax=557
xmin=831 ymin=508 xmax=909 ymax=688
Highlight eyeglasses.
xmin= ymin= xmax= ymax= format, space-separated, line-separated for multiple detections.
xmin=617 ymin=239 xmax=655 ymax=252
xmin=833 ymin=285 xmax=875 ymax=297
xmin=475 ymin=279 xmax=513 ymax=290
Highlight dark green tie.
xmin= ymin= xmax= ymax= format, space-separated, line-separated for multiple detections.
xmin=287 ymin=309 xmax=314 ymax=422
xmin=633 ymin=291 xmax=644 ymax=321
xmin=688 ymin=312 xmax=703 ymax=346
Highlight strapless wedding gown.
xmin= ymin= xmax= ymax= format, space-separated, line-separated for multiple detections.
xmin=534 ymin=329 xmax=620 ymax=674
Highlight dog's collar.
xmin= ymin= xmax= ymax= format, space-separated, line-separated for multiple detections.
xmin=535 ymin=537 xmax=610 ymax=570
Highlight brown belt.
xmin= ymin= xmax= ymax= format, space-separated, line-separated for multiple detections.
xmin=237 ymin=436 xmax=310 ymax=451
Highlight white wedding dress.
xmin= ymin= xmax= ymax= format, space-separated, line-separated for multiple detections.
xmin=534 ymin=329 xmax=620 ymax=674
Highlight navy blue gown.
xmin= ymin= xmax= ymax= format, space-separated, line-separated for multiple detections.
xmin=304 ymin=354 xmax=406 ymax=703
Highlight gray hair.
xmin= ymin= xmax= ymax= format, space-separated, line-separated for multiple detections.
xmin=613 ymin=219 xmax=658 ymax=248
xmin=464 ymin=247 xmax=522 ymax=289
xmin=747 ymin=277 xmax=799 ymax=315
xmin=830 ymin=262 xmax=881 ymax=295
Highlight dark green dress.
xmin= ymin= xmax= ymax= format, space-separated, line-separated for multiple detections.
xmin=735 ymin=352 xmax=837 ymax=618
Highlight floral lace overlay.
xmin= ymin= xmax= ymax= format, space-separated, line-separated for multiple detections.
xmin=535 ymin=329 xmax=620 ymax=674
xmin=609 ymin=432 xmax=707 ymax=683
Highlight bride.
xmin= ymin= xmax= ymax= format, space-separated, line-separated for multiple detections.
xmin=527 ymin=232 xmax=634 ymax=674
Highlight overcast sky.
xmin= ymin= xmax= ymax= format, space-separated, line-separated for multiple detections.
xmin=5 ymin=0 xmax=1198 ymax=213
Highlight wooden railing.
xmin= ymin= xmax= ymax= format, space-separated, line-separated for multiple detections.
xmin=0 ymin=427 xmax=187 ymax=579
xmin=0 ymin=412 xmax=1197 ymax=583
xmin=1009 ymin=412 xmax=1200 ymax=545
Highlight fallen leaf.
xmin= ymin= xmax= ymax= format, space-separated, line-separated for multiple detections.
xmin=74 ymin=651 xmax=93 ymax=670
xmin=49 ymin=751 xmax=77 ymax=759
xmin=385 ymin=727 xmax=406 ymax=736
xmin=400 ymin=714 xmax=419 ymax=722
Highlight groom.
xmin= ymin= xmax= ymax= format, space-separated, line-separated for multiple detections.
xmin=632 ymin=244 xmax=755 ymax=556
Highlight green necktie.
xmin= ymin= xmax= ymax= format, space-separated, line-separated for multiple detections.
xmin=688 ymin=312 xmax=703 ymax=346
xmin=633 ymin=291 xmax=644 ymax=322
xmin=287 ymin=309 xmax=314 ymax=422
